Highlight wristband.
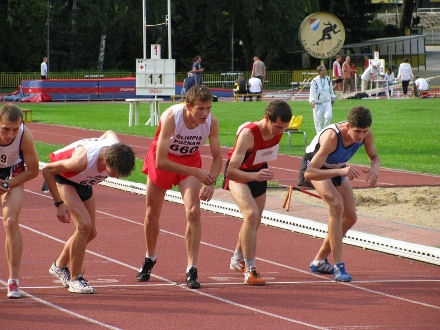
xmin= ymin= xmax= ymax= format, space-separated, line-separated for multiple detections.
xmin=54 ymin=200 xmax=64 ymax=207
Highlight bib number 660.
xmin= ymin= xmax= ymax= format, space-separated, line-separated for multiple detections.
xmin=170 ymin=144 xmax=199 ymax=154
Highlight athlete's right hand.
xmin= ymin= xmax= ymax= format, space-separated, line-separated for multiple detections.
xmin=196 ymin=169 xmax=216 ymax=186
xmin=255 ymin=168 xmax=274 ymax=182
xmin=56 ymin=204 xmax=71 ymax=224
xmin=344 ymin=166 xmax=360 ymax=180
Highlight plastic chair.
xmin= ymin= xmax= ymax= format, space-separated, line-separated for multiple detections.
xmin=284 ymin=115 xmax=307 ymax=149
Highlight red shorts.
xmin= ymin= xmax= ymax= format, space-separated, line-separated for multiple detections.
xmin=142 ymin=143 xmax=201 ymax=190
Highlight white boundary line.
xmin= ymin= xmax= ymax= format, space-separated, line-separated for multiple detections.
xmin=0 ymin=279 xmax=121 ymax=330
xmin=17 ymin=196 xmax=440 ymax=312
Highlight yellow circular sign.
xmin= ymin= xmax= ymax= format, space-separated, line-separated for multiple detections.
xmin=299 ymin=12 xmax=345 ymax=59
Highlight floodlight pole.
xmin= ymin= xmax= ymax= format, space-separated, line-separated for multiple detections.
xmin=143 ymin=0 xmax=147 ymax=58
xmin=167 ymin=0 xmax=172 ymax=59
xmin=47 ymin=0 xmax=50 ymax=76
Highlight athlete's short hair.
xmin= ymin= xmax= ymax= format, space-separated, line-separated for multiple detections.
xmin=105 ymin=143 xmax=135 ymax=177
xmin=348 ymin=106 xmax=372 ymax=128
xmin=186 ymin=85 xmax=212 ymax=105
xmin=265 ymin=100 xmax=292 ymax=123
xmin=0 ymin=103 xmax=23 ymax=123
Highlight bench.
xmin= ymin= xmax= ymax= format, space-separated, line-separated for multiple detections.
xmin=171 ymin=94 xmax=186 ymax=102
xmin=21 ymin=109 xmax=33 ymax=123
xmin=125 ymin=98 xmax=163 ymax=127
xmin=233 ymin=93 xmax=263 ymax=102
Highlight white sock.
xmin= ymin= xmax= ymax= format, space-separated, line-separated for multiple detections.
xmin=312 ymin=259 xmax=325 ymax=266
xmin=146 ymin=253 xmax=157 ymax=262
xmin=186 ymin=265 xmax=196 ymax=273
xmin=244 ymin=259 xmax=256 ymax=271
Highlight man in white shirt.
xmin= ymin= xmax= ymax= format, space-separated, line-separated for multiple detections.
xmin=332 ymin=55 xmax=342 ymax=91
xmin=247 ymin=76 xmax=262 ymax=101
xmin=397 ymin=58 xmax=414 ymax=98
xmin=41 ymin=57 xmax=48 ymax=79
xmin=360 ymin=64 xmax=379 ymax=92
xmin=414 ymin=76 xmax=429 ymax=97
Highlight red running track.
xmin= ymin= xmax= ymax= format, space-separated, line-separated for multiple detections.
xmin=0 ymin=123 xmax=439 ymax=329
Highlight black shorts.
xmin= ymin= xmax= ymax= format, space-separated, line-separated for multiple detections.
xmin=0 ymin=161 xmax=25 ymax=180
xmin=334 ymin=78 xmax=343 ymax=83
xmin=55 ymin=174 xmax=93 ymax=201
xmin=298 ymin=155 xmax=343 ymax=187
xmin=222 ymin=160 xmax=268 ymax=198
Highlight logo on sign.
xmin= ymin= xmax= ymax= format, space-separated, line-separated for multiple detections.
xmin=310 ymin=19 xmax=320 ymax=31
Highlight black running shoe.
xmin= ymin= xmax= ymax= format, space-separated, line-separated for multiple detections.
xmin=186 ymin=266 xmax=200 ymax=289
xmin=136 ymin=257 xmax=156 ymax=282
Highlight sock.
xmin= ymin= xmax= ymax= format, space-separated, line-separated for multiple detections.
xmin=244 ymin=258 xmax=256 ymax=271
xmin=312 ymin=259 xmax=326 ymax=267
xmin=186 ymin=265 xmax=196 ymax=273
xmin=146 ymin=253 xmax=157 ymax=262
xmin=233 ymin=249 xmax=244 ymax=261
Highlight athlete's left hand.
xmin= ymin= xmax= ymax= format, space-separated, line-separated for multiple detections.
xmin=199 ymin=184 xmax=215 ymax=201
xmin=364 ymin=168 xmax=378 ymax=187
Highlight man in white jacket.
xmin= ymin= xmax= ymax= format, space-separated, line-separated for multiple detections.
xmin=309 ymin=65 xmax=336 ymax=133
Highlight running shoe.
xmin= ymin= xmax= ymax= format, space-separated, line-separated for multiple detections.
xmin=309 ymin=259 xmax=334 ymax=274
xmin=230 ymin=257 xmax=245 ymax=273
xmin=49 ymin=262 xmax=71 ymax=288
xmin=244 ymin=266 xmax=265 ymax=286
xmin=333 ymin=262 xmax=352 ymax=282
xmin=136 ymin=257 xmax=156 ymax=282
xmin=41 ymin=181 xmax=49 ymax=193
xmin=186 ymin=267 xmax=201 ymax=289
xmin=68 ymin=275 xmax=95 ymax=294
xmin=7 ymin=279 xmax=21 ymax=299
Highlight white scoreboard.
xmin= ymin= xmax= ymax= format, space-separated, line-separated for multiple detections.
xmin=136 ymin=58 xmax=175 ymax=96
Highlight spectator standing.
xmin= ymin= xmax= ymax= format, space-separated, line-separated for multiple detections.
xmin=360 ymin=64 xmax=379 ymax=92
xmin=192 ymin=56 xmax=204 ymax=85
xmin=247 ymin=76 xmax=262 ymax=101
xmin=1 ymin=104 xmax=39 ymax=298
xmin=350 ymin=62 xmax=357 ymax=92
xmin=42 ymin=131 xmax=135 ymax=294
xmin=342 ymin=56 xmax=352 ymax=94
xmin=136 ymin=85 xmax=222 ymax=289
xmin=41 ymin=57 xmax=48 ymax=79
xmin=251 ymin=56 xmax=266 ymax=84
xmin=332 ymin=55 xmax=343 ymax=91
xmin=384 ymin=67 xmax=395 ymax=96
xmin=182 ymin=72 xmax=196 ymax=95
xmin=397 ymin=58 xmax=414 ymax=98
xmin=225 ymin=101 xmax=292 ymax=285
xmin=298 ymin=106 xmax=380 ymax=282
xmin=309 ymin=65 xmax=336 ymax=133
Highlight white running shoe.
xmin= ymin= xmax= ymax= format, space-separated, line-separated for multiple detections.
xmin=49 ymin=262 xmax=71 ymax=288
xmin=230 ymin=257 xmax=245 ymax=273
xmin=7 ymin=279 xmax=21 ymax=299
xmin=68 ymin=275 xmax=95 ymax=294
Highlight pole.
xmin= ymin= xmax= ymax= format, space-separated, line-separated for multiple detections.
xmin=47 ymin=0 xmax=50 ymax=76
xmin=231 ymin=23 xmax=234 ymax=72
xmin=167 ymin=0 xmax=171 ymax=59
xmin=143 ymin=0 xmax=146 ymax=58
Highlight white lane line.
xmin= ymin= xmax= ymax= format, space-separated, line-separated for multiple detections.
xmin=0 ymin=279 xmax=121 ymax=330
xmin=18 ymin=223 xmax=325 ymax=329
xmin=22 ymin=191 xmax=440 ymax=313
